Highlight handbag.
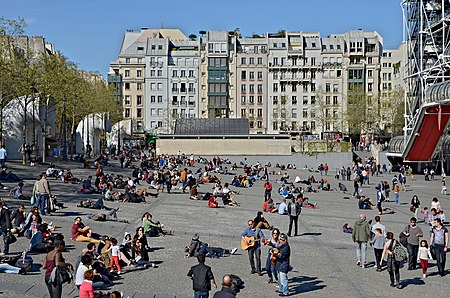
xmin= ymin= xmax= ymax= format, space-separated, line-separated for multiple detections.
xmin=399 ymin=226 xmax=409 ymax=247
xmin=410 ymin=206 xmax=416 ymax=213
xmin=49 ymin=253 xmax=73 ymax=285
xmin=5 ymin=233 xmax=17 ymax=245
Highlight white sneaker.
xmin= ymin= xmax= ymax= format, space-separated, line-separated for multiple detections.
xmin=423 ymin=274 xmax=427 ymax=278
xmin=231 ymin=248 xmax=238 ymax=255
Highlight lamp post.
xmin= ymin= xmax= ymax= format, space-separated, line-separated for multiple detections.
xmin=62 ymin=96 xmax=68 ymax=161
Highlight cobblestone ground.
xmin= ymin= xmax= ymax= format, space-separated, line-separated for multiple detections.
xmin=0 ymin=156 xmax=449 ymax=298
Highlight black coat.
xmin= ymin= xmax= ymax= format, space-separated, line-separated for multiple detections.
xmin=0 ymin=207 xmax=12 ymax=232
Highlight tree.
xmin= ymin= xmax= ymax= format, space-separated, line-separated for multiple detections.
xmin=198 ymin=30 xmax=206 ymax=36
xmin=346 ymin=84 xmax=368 ymax=135
xmin=188 ymin=34 xmax=197 ymax=41
xmin=381 ymin=87 xmax=404 ymax=136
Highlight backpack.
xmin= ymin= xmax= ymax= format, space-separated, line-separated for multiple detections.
xmin=230 ymin=274 xmax=245 ymax=294
xmin=391 ymin=240 xmax=407 ymax=262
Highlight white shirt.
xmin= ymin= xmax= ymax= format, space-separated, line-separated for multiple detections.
xmin=0 ymin=148 xmax=6 ymax=159
xmin=111 ymin=245 xmax=120 ymax=257
xmin=278 ymin=202 xmax=288 ymax=215
xmin=75 ymin=263 xmax=90 ymax=285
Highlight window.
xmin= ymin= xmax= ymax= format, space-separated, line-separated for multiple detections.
xmin=158 ymin=83 xmax=162 ymax=90
xmin=273 ymin=57 xmax=278 ymax=66
xmin=124 ymin=95 xmax=131 ymax=105
xmin=137 ymin=95 xmax=142 ymax=105
xmin=241 ymin=109 xmax=246 ymax=117
xmin=189 ymin=70 xmax=194 ymax=77
xmin=322 ymin=44 xmax=326 ymax=50
xmin=273 ymin=96 xmax=278 ymax=104
xmin=273 ymin=121 xmax=278 ymax=130
xmin=241 ymin=71 xmax=247 ymax=80
xmin=137 ymin=108 xmax=142 ymax=118
xmin=173 ymin=70 xmax=178 ymax=77
xmin=337 ymin=45 xmax=341 ymax=50
xmin=273 ymin=83 xmax=278 ymax=92
xmin=151 ymin=96 xmax=156 ymax=103
xmin=158 ymin=45 xmax=163 ymax=50
xmin=157 ymin=70 xmax=162 ymax=77
xmin=125 ymin=108 xmax=130 ymax=117
xmin=124 ymin=70 xmax=130 ymax=77
xmin=249 ymin=57 xmax=254 ymax=65
xmin=150 ymin=83 xmax=156 ymax=90
xmin=137 ymin=58 xmax=142 ymax=63
xmin=151 ymin=108 xmax=156 ymax=116
xmin=257 ymin=109 xmax=263 ymax=117
xmin=249 ymin=96 xmax=254 ymax=103
xmin=257 ymin=71 xmax=263 ymax=80
xmin=257 ymin=96 xmax=263 ymax=104
xmin=151 ymin=45 xmax=156 ymax=50
xmin=312 ymin=42 xmax=316 ymax=48
xmin=241 ymin=96 xmax=246 ymax=103
xmin=249 ymin=72 xmax=255 ymax=80
xmin=241 ymin=57 xmax=246 ymax=65
xmin=125 ymin=83 xmax=130 ymax=90
xmin=325 ymin=96 xmax=331 ymax=105
xmin=368 ymin=83 xmax=373 ymax=92
xmin=273 ymin=71 xmax=278 ymax=80
xmin=257 ymin=57 xmax=263 ymax=65
xmin=333 ymin=96 xmax=338 ymax=105
xmin=311 ymin=121 xmax=315 ymax=130
xmin=125 ymin=58 xmax=130 ymax=63
xmin=157 ymin=108 xmax=163 ymax=116
xmin=303 ymin=109 xmax=308 ymax=118
xmin=292 ymin=96 xmax=297 ymax=105
xmin=172 ymin=83 xmax=178 ymax=92
xmin=137 ymin=70 xmax=142 ymax=77
xmin=257 ymin=84 xmax=263 ymax=93
xmin=368 ymin=70 xmax=373 ymax=78
xmin=303 ymin=96 xmax=308 ymax=105
xmin=333 ymin=84 xmax=338 ymax=93
xmin=311 ymin=58 xmax=316 ymax=65
xmin=311 ymin=83 xmax=316 ymax=92
xmin=249 ymin=85 xmax=255 ymax=93
xmin=241 ymin=84 xmax=246 ymax=92
xmin=330 ymin=45 xmax=334 ymax=50
xmin=311 ymin=96 xmax=316 ymax=104
xmin=292 ymin=108 xmax=297 ymax=118
xmin=151 ymin=70 xmax=156 ymax=77
xmin=181 ymin=70 xmax=186 ymax=77
xmin=158 ymin=96 xmax=163 ymax=103
xmin=292 ymin=84 xmax=297 ymax=92
xmin=257 ymin=121 xmax=262 ymax=128
xmin=137 ymin=83 xmax=142 ymax=90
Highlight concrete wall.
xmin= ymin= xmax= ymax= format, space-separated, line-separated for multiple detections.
xmin=157 ymin=136 xmax=291 ymax=156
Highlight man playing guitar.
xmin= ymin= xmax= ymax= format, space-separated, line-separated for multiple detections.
xmin=241 ymin=219 xmax=265 ymax=275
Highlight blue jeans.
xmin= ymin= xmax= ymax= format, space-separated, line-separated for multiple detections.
xmin=394 ymin=192 xmax=399 ymax=205
xmin=0 ymin=263 xmax=20 ymax=274
xmin=0 ymin=229 xmax=10 ymax=254
xmin=194 ymin=290 xmax=209 ymax=298
xmin=37 ymin=194 xmax=49 ymax=215
xmin=266 ymin=253 xmax=278 ymax=281
xmin=278 ymin=271 xmax=289 ymax=295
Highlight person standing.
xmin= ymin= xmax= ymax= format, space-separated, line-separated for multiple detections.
xmin=37 ymin=173 xmax=52 ymax=215
xmin=352 ymin=213 xmax=371 ymax=268
xmin=264 ymin=180 xmax=272 ymax=202
xmin=380 ymin=232 xmax=401 ymax=288
xmin=393 ymin=182 xmax=400 ymax=205
xmin=371 ymin=215 xmax=386 ymax=237
xmin=430 ymin=218 xmax=449 ymax=276
xmin=402 ymin=217 xmax=423 ymax=270
xmin=266 ymin=228 xmax=280 ymax=284
xmin=275 ymin=233 xmax=291 ymax=296
xmin=213 ymin=275 xmax=236 ymax=298
xmin=417 ymin=240 xmax=433 ymax=278
xmin=371 ymin=228 xmax=385 ymax=272
xmin=43 ymin=240 xmax=73 ymax=298
xmin=0 ymin=200 xmax=12 ymax=255
xmin=287 ymin=196 xmax=301 ymax=237
xmin=0 ymin=145 xmax=7 ymax=167
xmin=410 ymin=195 xmax=421 ymax=221
xmin=375 ymin=186 xmax=384 ymax=215
xmin=187 ymin=255 xmax=217 ymax=298
xmin=241 ymin=220 xmax=265 ymax=275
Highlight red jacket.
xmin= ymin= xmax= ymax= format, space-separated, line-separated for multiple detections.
xmin=79 ymin=281 xmax=94 ymax=298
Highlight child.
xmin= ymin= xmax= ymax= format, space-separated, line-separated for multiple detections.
xmin=417 ymin=240 xmax=433 ymax=278
xmin=422 ymin=207 xmax=429 ymax=224
xmin=108 ymin=238 xmax=122 ymax=274
xmin=343 ymin=223 xmax=353 ymax=234
xmin=440 ymin=210 xmax=446 ymax=223
xmin=370 ymin=228 xmax=385 ymax=271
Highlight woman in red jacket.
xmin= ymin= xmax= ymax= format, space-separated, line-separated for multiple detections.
xmin=79 ymin=269 xmax=95 ymax=298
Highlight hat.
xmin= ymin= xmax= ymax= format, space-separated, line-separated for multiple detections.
xmin=279 ymin=234 xmax=288 ymax=241
xmin=192 ymin=233 xmax=199 ymax=241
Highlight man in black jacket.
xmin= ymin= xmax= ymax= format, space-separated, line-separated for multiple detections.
xmin=0 ymin=200 xmax=12 ymax=255
xmin=287 ymin=195 xmax=302 ymax=237
xmin=213 ymin=275 xmax=236 ymax=298
xmin=187 ymin=255 xmax=217 ymax=298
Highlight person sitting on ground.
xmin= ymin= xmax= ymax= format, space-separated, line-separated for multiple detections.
xmin=0 ymin=167 xmax=21 ymax=182
xmin=46 ymin=164 xmax=58 ymax=178
xmin=64 ymin=169 xmax=82 ymax=184
xmin=208 ymin=195 xmax=219 ymax=208
xmin=338 ymin=182 xmax=348 ymax=193
xmin=263 ymin=198 xmax=278 ymax=213
xmin=184 ymin=233 xmax=238 ymax=259
xmin=358 ymin=196 xmax=373 ymax=210
xmin=253 ymin=211 xmax=272 ymax=231
xmin=278 ymin=198 xmax=288 ymax=215
xmin=302 ymin=197 xmax=317 ymax=208
xmin=91 ymin=208 xmax=129 ymax=223
xmin=29 ymin=224 xmax=53 ymax=253
xmin=142 ymin=213 xmax=172 ymax=237
xmin=72 ymin=217 xmax=100 ymax=243
xmin=9 ymin=182 xmax=29 ymax=200
xmin=343 ymin=223 xmax=353 ymax=234
xmin=82 ymin=176 xmax=96 ymax=194
xmin=10 ymin=204 xmax=27 ymax=235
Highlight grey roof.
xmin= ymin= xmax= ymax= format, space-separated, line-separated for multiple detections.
xmin=174 ymin=119 xmax=249 ymax=135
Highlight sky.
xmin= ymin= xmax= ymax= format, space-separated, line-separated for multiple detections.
xmin=1 ymin=0 xmax=404 ymax=78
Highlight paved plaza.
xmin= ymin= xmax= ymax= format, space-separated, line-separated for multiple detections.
xmin=0 ymin=155 xmax=450 ymax=298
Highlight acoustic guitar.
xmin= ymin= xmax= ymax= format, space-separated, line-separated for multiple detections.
xmin=241 ymin=236 xmax=264 ymax=250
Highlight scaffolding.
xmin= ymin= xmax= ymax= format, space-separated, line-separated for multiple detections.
xmin=402 ymin=0 xmax=450 ymax=158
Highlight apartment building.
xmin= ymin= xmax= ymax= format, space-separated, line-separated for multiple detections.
xmin=110 ymin=27 xmax=399 ymax=138
xmin=236 ymin=36 xmax=269 ymax=133
xmin=198 ymin=31 xmax=238 ymax=119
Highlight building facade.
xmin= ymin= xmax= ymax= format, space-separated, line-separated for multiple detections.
xmin=110 ymin=28 xmax=401 ymax=138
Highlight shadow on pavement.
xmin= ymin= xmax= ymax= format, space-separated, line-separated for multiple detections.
xmin=289 ymin=275 xmax=326 ymax=294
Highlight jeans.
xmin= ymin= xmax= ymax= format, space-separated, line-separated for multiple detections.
xmin=374 ymin=248 xmax=383 ymax=270
xmin=376 ymin=201 xmax=382 ymax=214
xmin=38 ymin=194 xmax=49 ymax=215
xmin=193 ymin=290 xmax=209 ymax=298
xmin=433 ymin=244 xmax=447 ymax=275
xmin=247 ymin=246 xmax=261 ymax=272
xmin=265 ymin=253 xmax=278 ymax=280
xmin=288 ymin=216 xmax=298 ymax=236
xmin=0 ymin=158 xmax=5 ymax=168
xmin=394 ymin=192 xmax=399 ymax=205
xmin=0 ymin=228 xmax=9 ymax=254
xmin=356 ymin=241 xmax=367 ymax=265
xmin=278 ymin=271 xmax=289 ymax=295
xmin=387 ymin=255 xmax=400 ymax=285
xmin=407 ymin=244 xmax=419 ymax=269
xmin=0 ymin=263 xmax=20 ymax=274
xmin=264 ymin=190 xmax=272 ymax=201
